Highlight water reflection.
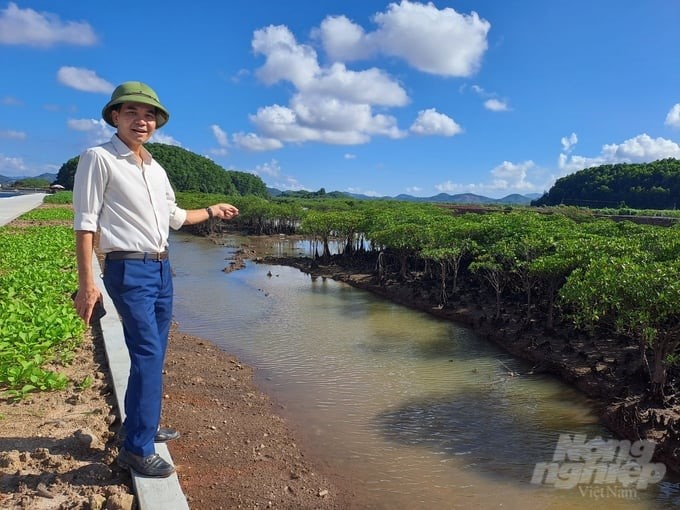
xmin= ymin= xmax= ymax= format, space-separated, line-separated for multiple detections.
xmin=376 ymin=388 xmax=599 ymax=481
xmin=169 ymin=231 xmax=680 ymax=509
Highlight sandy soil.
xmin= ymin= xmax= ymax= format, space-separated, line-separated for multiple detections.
xmin=163 ymin=328 xmax=349 ymax=509
xmin=0 ymin=325 xmax=132 ymax=510
xmin=0 ymin=321 xmax=350 ymax=510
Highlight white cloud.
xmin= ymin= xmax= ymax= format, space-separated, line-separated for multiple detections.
xmin=249 ymin=104 xmax=325 ymax=143
xmin=251 ymin=159 xmax=306 ymax=190
xmin=230 ymin=68 xmax=250 ymax=84
xmin=1 ymin=96 xmax=22 ymax=106
xmin=246 ymin=3 xmax=490 ymax=150
xmin=210 ymin=124 xmax=229 ymax=147
xmin=67 ymin=117 xmax=180 ymax=147
xmin=253 ymin=159 xmax=282 ymax=178
xmin=293 ymin=94 xmax=403 ymax=138
xmin=434 ymin=180 xmax=466 ymax=193
xmin=0 ymin=154 xmax=29 ymax=175
xmin=435 ymin=160 xmax=542 ymax=197
xmin=470 ymin=84 xmax=510 ymax=112
xmin=344 ymin=153 xmax=356 ymax=159
xmin=558 ymin=133 xmax=680 ymax=175
xmin=246 ymin=159 xmax=307 ymax=191
xmin=150 ymin=132 xmax=181 ymax=146
xmin=307 ymin=63 xmax=408 ymax=107
xmin=317 ymin=1 xmax=490 ymax=77
xmin=561 ymin=132 xmax=578 ymax=152
xmin=253 ymin=25 xmax=320 ymax=88
xmin=602 ymin=134 xmax=680 ymax=161
xmin=314 ymin=15 xmax=371 ymax=62
xmin=67 ymin=118 xmax=101 ymax=131
xmin=406 ymin=186 xmax=422 ymax=194
xmin=0 ymin=155 xmax=59 ymax=177
xmin=0 ymin=130 xmax=26 ymax=140
xmin=488 ymin=160 xmax=537 ymax=191
xmin=250 ymin=99 xmax=403 ymax=145
xmin=664 ymin=104 xmax=680 ymax=128
xmin=67 ymin=117 xmax=114 ymax=146
xmin=209 ymin=148 xmax=228 ymax=157
xmin=410 ymin=108 xmax=462 ymax=136
xmin=58 ymin=67 xmax=113 ymax=93
xmin=273 ymin=176 xmax=306 ymax=191
xmin=44 ymin=103 xmax=78 ymax=114
xmin=0 ymin=2 xmax=97 ymax=47
xmin=208 ymin=125 xmax=229 ymax=156
xmin=250 ymin=21 xmax=414 ymax=148
xmin=433 ymin=131 xmax=680 ymax=199
xmin=484 ymin=99 xmax=508 ymax=112
xmin=233 ymin=132 xmax=284 ymax=151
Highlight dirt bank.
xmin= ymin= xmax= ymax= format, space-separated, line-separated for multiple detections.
xmin=0 ymin=321 xmax=350 ymax=510
xmin=0 ymin=324 xmax=131 ymax=510
xmin=163 ymin=327 xmax=350 ymax=509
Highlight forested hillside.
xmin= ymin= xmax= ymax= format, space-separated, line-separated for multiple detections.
xmin=532 ymin=158 xmax=680 ymax=209
xmin=53 ymin=143 xmax=267 ymax=197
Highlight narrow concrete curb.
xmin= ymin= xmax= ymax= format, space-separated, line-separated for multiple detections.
xmin=93 ymin=255 xmax=190 ymax=509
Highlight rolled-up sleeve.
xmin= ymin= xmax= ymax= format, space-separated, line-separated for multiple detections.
xmin=73 ymin=149 xmax=106 ymax=232
xmin=165 ymin=175 xmax=187 ymax=230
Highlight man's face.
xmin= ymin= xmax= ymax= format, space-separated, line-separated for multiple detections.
xmin=111 ymin=101 xmax=157 ymax=149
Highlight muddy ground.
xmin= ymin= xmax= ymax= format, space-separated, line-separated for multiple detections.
xmin=0 ymin=321 xmax=350 ymax=510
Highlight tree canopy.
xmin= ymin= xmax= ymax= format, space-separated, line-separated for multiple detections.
xmin=54 ymin=143 xmax=268 ymax=197
xmin=13 ymin=177 xmax=51 ymax=189
xmin=532 ymin=158 xmax=680 ymax=209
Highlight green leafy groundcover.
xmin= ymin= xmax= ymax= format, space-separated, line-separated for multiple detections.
xmin=0 ymin=218 xmax=84 ymax=400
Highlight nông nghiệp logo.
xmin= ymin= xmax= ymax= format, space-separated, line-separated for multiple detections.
xmin=531 ymin=434 xmax=666 ymax=498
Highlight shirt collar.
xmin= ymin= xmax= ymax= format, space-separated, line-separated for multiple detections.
xmin=110 ymin=134 xmax=153 ymax=165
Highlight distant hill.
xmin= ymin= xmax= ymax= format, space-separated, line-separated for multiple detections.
xmin=390 ymin=192 xmax=542 ymax=205
xmin=270 ymin=187 xmax=541 ymax=205
xmin=52 ymin=144 xmax=268 ymax=197
xmin=533 ymin=158 xmax=680 ymax=209
xmin=0 ymin=173 xmax=57 ymax=186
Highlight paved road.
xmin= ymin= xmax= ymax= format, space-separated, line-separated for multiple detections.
xmin=0 ymin=193 xmax=47 ymax=226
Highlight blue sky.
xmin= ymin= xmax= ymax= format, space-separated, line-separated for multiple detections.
xmin=1 ymin=1 xmax=680 ymax=198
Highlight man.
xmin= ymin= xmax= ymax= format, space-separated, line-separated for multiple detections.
xmin=73 ymin=81 xmax=238 ymax=477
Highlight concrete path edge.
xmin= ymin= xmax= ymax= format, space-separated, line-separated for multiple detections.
xmin=94 ymin=258 xmax=190 ymax=510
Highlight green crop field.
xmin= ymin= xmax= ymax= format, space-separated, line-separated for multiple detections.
xmin=0 ymin=206 xmax=85 ymax=400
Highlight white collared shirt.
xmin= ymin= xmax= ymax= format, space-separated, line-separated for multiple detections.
xmin=73 ymin=135 xmax=187 ymax=253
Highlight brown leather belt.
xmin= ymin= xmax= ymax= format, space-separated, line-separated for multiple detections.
xmin=106 ymin=250 xmax=169 ymax=261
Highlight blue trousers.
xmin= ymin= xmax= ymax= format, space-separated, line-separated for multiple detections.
xmin=103 ymin=257 xmax=173 ymax=457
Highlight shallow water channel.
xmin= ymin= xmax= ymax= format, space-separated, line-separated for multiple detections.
xmin=169 ymin=231 xmax=680 ymax=509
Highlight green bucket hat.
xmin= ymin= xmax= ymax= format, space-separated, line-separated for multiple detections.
xmin=102 ymin=81 xmax=170 ymax=128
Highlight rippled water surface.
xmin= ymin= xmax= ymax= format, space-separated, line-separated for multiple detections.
xmin=169 ymin=231 xmax=680 ymax=509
